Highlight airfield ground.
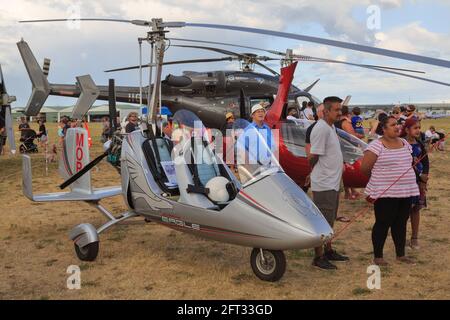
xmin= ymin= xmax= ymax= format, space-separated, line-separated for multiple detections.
xmin=0 ymin=119 xmax=449 ymax=299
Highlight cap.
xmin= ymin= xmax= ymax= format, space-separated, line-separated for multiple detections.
xmin=225 ymin=112 xmax=234 ymax=120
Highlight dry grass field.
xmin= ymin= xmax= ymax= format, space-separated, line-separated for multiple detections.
xmin=0 ymin=118 xmax=449 ymax=300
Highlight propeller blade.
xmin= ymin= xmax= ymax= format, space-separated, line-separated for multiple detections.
xmin=59 ymin=150 xmax=109 ymax=190
xmin=105 ymin=57 xmax=234 ymax=73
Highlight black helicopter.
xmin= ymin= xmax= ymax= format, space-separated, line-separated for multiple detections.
xmin=17 ymin=39 xmax=320 ymax=129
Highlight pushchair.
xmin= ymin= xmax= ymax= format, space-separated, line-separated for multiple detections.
xmin=19 ymin=129 xmax=39 ymax=153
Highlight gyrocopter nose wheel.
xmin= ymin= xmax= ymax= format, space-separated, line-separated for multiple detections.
xmin=250 ymin=248 xmax=286 ymax=282
xmin=74 ymin=242 xmax=99 ymax=262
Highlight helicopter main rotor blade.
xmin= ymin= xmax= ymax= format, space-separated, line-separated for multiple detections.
xmin=182 ymin=22 xmax=450 ymax=69
xmin=171 ymin=44 xmax=248 ymax=59
xmin=254 ymin=60 xmax=279 ymax=76
xmin=351 ymin=64 xmax=450 ymax=87
xmin=168 ymin=37 xmax=285 ymax=56
xmin=105 ymin=57 xmax=235 ymax=73
xmin=170 ymin=37 xmax=425 ymax=74
xmin=172 ymin=45 xmax=279 ymax=75
xmin=20 ymin=19 xmax=450 ymax=68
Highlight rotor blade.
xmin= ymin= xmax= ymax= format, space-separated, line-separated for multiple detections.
xmin=294 ymin=54 xmax=426 ymax=74
xmin=22 ymin=19 xmax=449 ymax=68
xmin=105 ymin=57 xmax=234 ymax=73
xmin=59 ymin=151 xmax=108 ymax=190
xmin=303 ymin=79 xmax=320 ymax=92
xmin=182 ymin=22 xmax=450 ymax=69
xmin=171 ymin=44 xmax=247 ymax=58
xmin=170 ymin=37 xmax=425 ymax=74
xmin=254 ymin=60 xmax=279 ymax=76
xmin=357 ymin=65 xmax=450 ymax=87
xmin=168 ymin=37 xmax=286 ymax=56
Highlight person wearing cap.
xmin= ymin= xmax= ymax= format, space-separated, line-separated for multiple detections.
xmin=240 ymin=102 xmax=274 ymax=164
xmin=225 ymin=112 xmax=235 ymax=131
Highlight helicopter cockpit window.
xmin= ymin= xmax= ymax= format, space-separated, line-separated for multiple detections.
xmin=280 ymin=122 xmax=307 ymax=157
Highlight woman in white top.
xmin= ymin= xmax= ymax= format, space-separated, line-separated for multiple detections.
xmin=361 ymin=116 xmax=419 ymax=266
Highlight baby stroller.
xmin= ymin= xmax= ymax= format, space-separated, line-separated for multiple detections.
xmin=19 ymin=129 xmax=39 ymax=153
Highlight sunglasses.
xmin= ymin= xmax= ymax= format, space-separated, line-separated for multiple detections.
xmin=393 ymin=112 xmax=399 ymax=114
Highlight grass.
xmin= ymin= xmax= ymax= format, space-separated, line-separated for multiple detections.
xmin=352 ymin=287 xmax=372 ymax=296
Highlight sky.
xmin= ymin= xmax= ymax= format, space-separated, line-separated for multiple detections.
xmin=1 ymin=0 xmax=450 ymax=107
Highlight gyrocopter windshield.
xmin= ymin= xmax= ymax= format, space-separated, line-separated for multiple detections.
xmin=233 ymin=118 xmax=283 ymax=186
xmin=171 ymin=109 xmax=210 ymax=144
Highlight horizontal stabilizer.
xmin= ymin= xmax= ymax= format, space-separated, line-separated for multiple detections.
xmin=22 ymin=155 xmax=122 ymax=202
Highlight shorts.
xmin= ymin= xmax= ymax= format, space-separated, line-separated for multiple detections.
xmin=312 ymin=190 xmax=340 ymax=227
xmin=412 ymin=182 xmax=427 ymax=211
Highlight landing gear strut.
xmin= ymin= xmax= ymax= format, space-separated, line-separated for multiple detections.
xmin=250 ymin=248 xmax=286 ymax=282
xmin=69 ymin=201 xmax=137 ymax=262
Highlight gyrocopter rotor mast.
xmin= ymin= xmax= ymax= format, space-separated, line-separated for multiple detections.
xmin=139 ymin=18 xmax=168 ymax=133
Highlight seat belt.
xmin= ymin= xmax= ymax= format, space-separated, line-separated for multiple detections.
xmin=187 ymin=137 xmax=209 ymax=194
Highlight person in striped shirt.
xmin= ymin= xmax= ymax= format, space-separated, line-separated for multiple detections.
xmin=361 ymin=116 xmax=419 ymax=266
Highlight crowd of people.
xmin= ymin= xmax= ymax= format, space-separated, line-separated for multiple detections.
xmin=226 ymin=99 xmax=444 ymax=270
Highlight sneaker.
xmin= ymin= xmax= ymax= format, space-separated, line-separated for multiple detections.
xmin=325 ymin=250 xmax=350 ymax=261
xmin=312 ymin=256 xmax=337 ymax=270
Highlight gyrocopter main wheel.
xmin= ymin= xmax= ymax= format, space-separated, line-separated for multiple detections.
xmin=74 ymin=242 xmax=99 ymax=261
xmin=250 ymin=248 xmax=286 ymax=282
